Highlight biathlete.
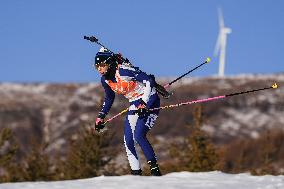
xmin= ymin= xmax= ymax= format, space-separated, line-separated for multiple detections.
xmin=93 ymin=47 xmax=162 ymax=176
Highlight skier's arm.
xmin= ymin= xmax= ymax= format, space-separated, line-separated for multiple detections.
xmin=119 ymin=66 xmax=155 ymax=104
xmin=98 ymin=76 xmax=115 ymax=119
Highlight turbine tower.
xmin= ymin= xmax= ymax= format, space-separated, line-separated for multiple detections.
xmin=214 ymin=8 xmax=232 ymax=77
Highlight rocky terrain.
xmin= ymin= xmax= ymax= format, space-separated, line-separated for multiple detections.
xmin=0 ymin=73 xmax=283 ymax=159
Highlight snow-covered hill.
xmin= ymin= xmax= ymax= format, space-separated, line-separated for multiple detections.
xmin=0 ymin=171 xmax=283 ymax=189
xmin=0 ymin=73 xmax=283 ymax=158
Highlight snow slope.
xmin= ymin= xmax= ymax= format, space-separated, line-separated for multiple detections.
xmin=1 ymin=171 xmax=283 ymax=189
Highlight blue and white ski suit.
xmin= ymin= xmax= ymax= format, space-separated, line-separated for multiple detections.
xmin=99 ymin=64 xmax=160 ymax=170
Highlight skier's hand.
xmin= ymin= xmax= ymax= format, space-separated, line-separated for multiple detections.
xmin=94 ymin=118 xmax=105 ymax=133
xmin=136 ymin=101 xmax=149 ymax=117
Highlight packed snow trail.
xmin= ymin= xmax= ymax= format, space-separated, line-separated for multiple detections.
xmin=1 ymin=171 xmax=284 ymax=189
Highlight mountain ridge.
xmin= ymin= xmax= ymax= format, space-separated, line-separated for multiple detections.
xmin=0 ymin=73 xmax=283 ymax=156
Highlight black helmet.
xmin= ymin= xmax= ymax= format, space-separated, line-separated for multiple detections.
xmin=94 ymin=47 xmax=113 ymax=67
xmin=94 ymin=47 xmax=118 ymax=79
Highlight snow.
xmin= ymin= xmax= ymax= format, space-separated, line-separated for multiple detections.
xmin=0 ymin=83 xmax=48 ymax=94
xmin=1 ymin=171 xmax=283 ymax=189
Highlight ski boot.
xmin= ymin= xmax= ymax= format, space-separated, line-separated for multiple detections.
xmin=131 ymin=169 xmax=142 ymax=176
xmin=148 ymin=160 xmax=162 ymax=176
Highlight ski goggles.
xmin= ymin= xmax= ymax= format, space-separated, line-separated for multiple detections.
xmin=93 ymin=56 xmax=112 ymax=69
xmin=93 ymin=62 xmax=108 ymax=69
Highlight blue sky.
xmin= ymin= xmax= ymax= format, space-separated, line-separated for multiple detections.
xmin=0 ymin=0 xmax=284 ymax=82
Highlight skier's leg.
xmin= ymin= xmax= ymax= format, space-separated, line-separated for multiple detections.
xmin=134 ymin=113 xmax=159 ymax=162
xmin=134 ymin=95 xmax=162 ymax=176
xmin=134 ymin=94 xmax=160 ymax=161
xmin=134 ymin=113 xmax=162 ymax=176
xmin=124 ymin=108 xmax=141 ymax=172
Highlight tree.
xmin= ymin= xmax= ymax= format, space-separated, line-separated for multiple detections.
xmin=59 ymin=126 xmax=117 ymax=179
xmin=0 ymin=128 xmax=18 ymax=182
xmin=251 ymin=130 xmax=277 ymax=175
xmin=20 ymin=140 xmax=54 ymax=181
xmin=164 ymin=105 xmax=219 ymax=173
xmin=185 ymin=105 xmax=219 ymax=172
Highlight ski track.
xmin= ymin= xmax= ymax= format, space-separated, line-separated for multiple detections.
xmin=1 ymin=171 xmax=284 ymax=189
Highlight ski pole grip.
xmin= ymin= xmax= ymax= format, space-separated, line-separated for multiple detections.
xmin=84 ymin=36 xmax=98 ymax=43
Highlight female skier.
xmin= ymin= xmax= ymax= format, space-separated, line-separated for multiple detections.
xmin=93 ymin=47 xmax=162 ymax=176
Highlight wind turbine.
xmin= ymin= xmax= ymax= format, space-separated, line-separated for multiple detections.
xmin=214 ymin=8 xmax=232 ymax=77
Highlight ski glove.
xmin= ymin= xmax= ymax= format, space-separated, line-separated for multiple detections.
xmin=136 ymin=107 xmax=150 ymax=117
xmin=94 ymin=118 xmax=105 ymax=133
xmin=135 ymin=100 xmax=150 ymax=117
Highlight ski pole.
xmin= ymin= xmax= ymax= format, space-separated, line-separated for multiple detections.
xmin=164 ymin=57 xmax=211 ymax=88
xmin=104 ymin=83 xmax=278 ymax=124
xmin=104 ymin=108 xmax=129 ymax=124
xmin=150 ymin=83 xmax=278 ymax=111
xmin=156 ymin=57 xmax=211 ymax=98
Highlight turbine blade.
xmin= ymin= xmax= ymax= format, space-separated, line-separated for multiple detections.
xmin=214 ymin=33 xmax=221 ymax=56
xmin=218 ymin=7 xmax=224 ymax=28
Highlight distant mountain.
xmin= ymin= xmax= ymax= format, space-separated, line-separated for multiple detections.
xmin=0 ymin=74 xmax=283 ymax=156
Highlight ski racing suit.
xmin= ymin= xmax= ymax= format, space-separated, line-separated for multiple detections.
xmin=98 ymin=64 xmax=160 ymax=171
